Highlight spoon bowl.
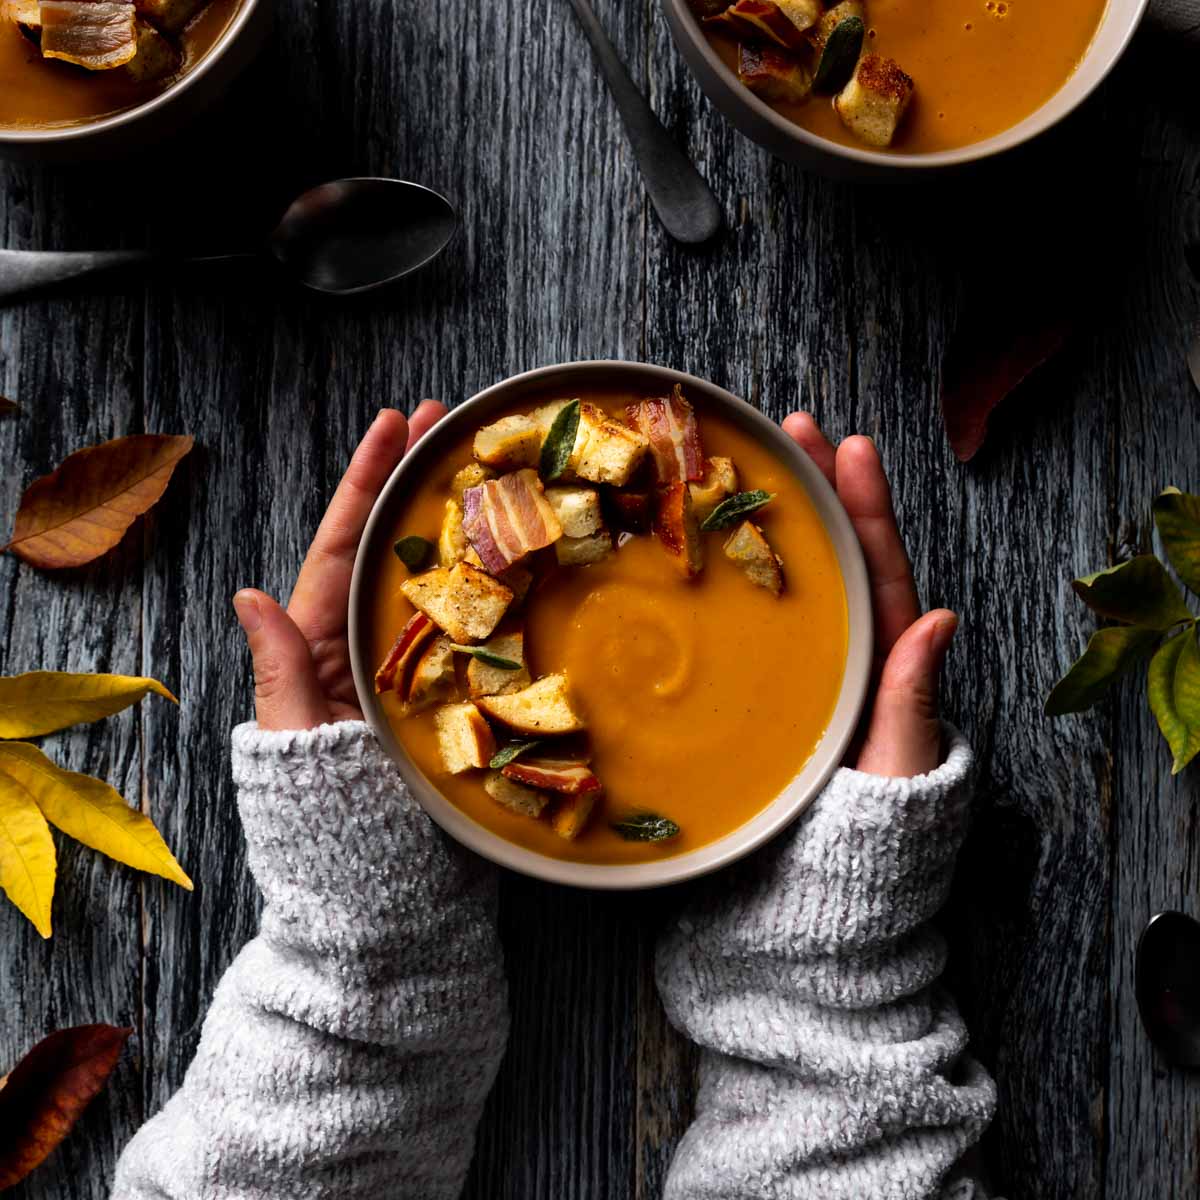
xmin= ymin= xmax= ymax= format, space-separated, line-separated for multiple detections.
xmin=1136 ymin=910 xmax=1200 ymax=1067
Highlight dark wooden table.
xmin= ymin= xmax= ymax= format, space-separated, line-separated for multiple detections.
xmin=3 ymin=3 xmax=1200 ymax=1197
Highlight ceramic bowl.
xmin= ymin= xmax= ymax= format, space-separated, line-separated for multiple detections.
xmin=0 ymin=0 xmax=270 ymax=163
xmin=660 ymin=0 xmax=1149 ymax=175
xmin=348 ymin=360 xmax=873 ymax=889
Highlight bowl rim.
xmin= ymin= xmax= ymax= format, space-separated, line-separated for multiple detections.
xmin=0 ymin=0 xmax=264 ymax=145
xmin=661 ymin=0 xmax=1150 ymax=170
xmin=348 ymin=361 xmax=873 ymax=890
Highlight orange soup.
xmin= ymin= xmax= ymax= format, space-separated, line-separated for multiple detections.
xmin=0 ymin=0 xmax=240 ymax=130
xmin=700 ymin=0 xmax=1107 ymax=153
xmin=368 ymin=387 xmax=848 ymax=864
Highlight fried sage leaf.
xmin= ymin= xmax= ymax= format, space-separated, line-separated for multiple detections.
xmin=1044 ymin=625 xmax=1161 ymax=716
xmin=1153 ymin=488 xmax=1200 ymax=596
xmin=393 ymin=535 xmax=434 ymax=572
xmin=699 ymin=490 xmax=774 ymax=532
xmin=0 ymin=1024 xmax=132 ymax=1188
xmin=1072 ymin=556 xmax=1194 ymax=631
xmin=489 ymin=739 xmax=543 ymax=770
xmin=1148 ymin=626 xmax=1200 ymax=774
xmin=611 ymin=811 xmax=681 ymax=842
xmin=813 ymin=16 xmax=864 ymax=93
xmin=449 ymin=644 xmax=522 ymax=671
xmin=539 ymin=399 xmax=581 ymax=483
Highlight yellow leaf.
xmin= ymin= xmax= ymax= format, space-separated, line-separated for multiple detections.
xmin=0 ymin=672 xmax=178 ymax=739
xmin=0 ymin=767 xmax=56 ymax=938
xmin=0 ymin=743 xmax=192 ymax=891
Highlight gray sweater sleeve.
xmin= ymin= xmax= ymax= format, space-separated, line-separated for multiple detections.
xmin=655 ymin=726 xmax=998 ymax=1200
xmin=111 ymin=720 xmax=508 ymax=1200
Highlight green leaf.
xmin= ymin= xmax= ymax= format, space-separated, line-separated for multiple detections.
xmin=1153 ymin=488 xmax=1200 ymax=596
xmin=1044 ymin=625 xmax=1160 ymax=715
xmin=449 ymin=644 xmax=522 ymax=670
xmin=488 ymin=740 xmax=542 ymax=770
xmin=1071 ymin=555 xmax=1194 ymax=631
xmin=610 ymin=812 xmax=681 ymax=842
xmin=539 ymin=399 xmax=581 ymax=483
xmin=393 ymin=536 xmax=434 ymax=572
xmin=699 ymin=490 xmax=775 ymax=532
xmin=1147 ymin=627 xmax=1200 ymax=774
xmin=813 ymin=16 xmax=865 ymax=93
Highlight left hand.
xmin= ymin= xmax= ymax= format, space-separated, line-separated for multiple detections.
xmin=233 ymin=401 xmax=448 ymax=731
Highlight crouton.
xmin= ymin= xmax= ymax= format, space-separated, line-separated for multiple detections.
xmin=834 ymin=55 xmax=914 ymax=148
xmin=403 ymin=637 xmax=457 ymax=715
xmin=437 ymin=499 xmax=468 ymax=567
xmin=463 ymin=548 xmax=535 ymax=607
xmin=775 ymin=0 xmax=821 ymax=33
xmin=434 ymin=703 xmax=496 ymax=774
xmin=570 ymin=402 xmax=650 ymax=486
xmin=723 ymin=521 xmax=785 ymax=596
xmin=467 ymin=631 xmax=532 ymax=698
xmin=484 ymin=770 xmax=550 ymax=818
xmin=551 ymin=792 xmax=598 ymax=840
xmin=737 ymin=43 xmax=813 ymax=104
xmin=472 ymin=413 xmax=545 ymax=469
xmin=807 ymin=0 xmax=865 ymax=52
xmin=135 ymin=0 xmax=206 ymax=34
xmin=400 ymin=561 xmax=512 ymax=643
xmin=5 ymin=0 xmax=40 ymax=34
xmin=450 ymin=462 xmax=494 ymax=503
xmin=545 ymin=485 xmax=603 ymax=539
xmin=556 ymin=530 xmax=614 ymax=567
xmin=475 ymin=674 xmax=586 ymax=735
xmin=124 ymin=16 xmax=180 ymax=82
xmin=689 ymin=457 xmax=739 ymax=523
xmin=654 ymin=481 xmax=704 ymax=578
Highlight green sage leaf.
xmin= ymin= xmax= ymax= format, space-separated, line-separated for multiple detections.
xmin=699 ymin=490 xmax=775 ymax=532
xmin=393 ymin=535 xmax=434 ymax=572
xmin=539 ymin=399 xmax=581 ymax=483
xmin=1153 ymin=488 xmax=1200 ymax=596
xmin=813 ymin=16 xmax=865 ymax=93
xmin=610 ymin=812 xmax=681 ymax=842
xmin=448 ymin=644 xmax=522 ymax=670
xmin=1071 ymin=555 xmax=1194 ymax=631
xmin=1147 ymin=626 xmax=1200 ymax=774
xmin=1044 ymin=625 xmax=1160 ymax=716
xmin=489 ymin=740 xmax=542 ymax=770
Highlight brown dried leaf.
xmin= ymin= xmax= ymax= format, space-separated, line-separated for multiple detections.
xmin=4 ymin=434 xmax=194 ymax=569
xmin=0 ymin=398 xmax=17 ymax=416
xmin=0 ymin=1024 xmax=131 ymax=1187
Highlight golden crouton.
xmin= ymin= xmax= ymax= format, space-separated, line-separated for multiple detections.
xmin=402 ymin=637 xmax=457 ymax=715
xmin=434 ymin=702 xmax=496 ymax=774
xmin=450 ymin=462 xmax=494 ymax=503
xmin=551 ymin=792 xmax=598 ymax=840
xmin=467 ymin=631 xmax=532 ymax=698
xmin=834 ymin=55 xmax=914 ymax=148
xmin=807 ymin=0 xmax=865 ymax=52
xmin=723 ymin=521 xmax=785 ymax=596
xmin=555 ymin=530 xmax=613 ymax=567
xmin=545 ymin=485 xmax=603 ymax=538
xmin=570 ymin=403 xmax=649 ymax=486
xmin=400 ymin=561 xmax=512 ymax=643
xmin=6 ymin=0 xmax=40 ymax=33
xmin=472 ymin=413 xmax=545 ymax=469
xmin=688 ymin=457 xmax=739 ymax=523
xmin=438 ymin=499 xmax=468 ymax=567
xmin=776 ymin=0 xmax=821 ymax=33
xmin=483 ymin=770 xmax=549 ymax=818
xmin=475 ymin=674 xmax=586 ymax=735
xmin=737 ymin=43 xmax=813 ymax=105
xmin=135 ymin=0 xmax=206 ymax=35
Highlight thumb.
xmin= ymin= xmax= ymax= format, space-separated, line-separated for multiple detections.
xmin=854 ymin=609 xmax=958 ymax=778
xmin=232 ymin=589 xmax=331 ymax=732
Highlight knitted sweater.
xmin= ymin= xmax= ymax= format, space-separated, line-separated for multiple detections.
xmin=111 ymin=720 xmax=996 ymax=1200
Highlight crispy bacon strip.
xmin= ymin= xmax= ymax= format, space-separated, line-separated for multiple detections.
xmin=654 ymin=481 xmax=704 ymax=578
xmin=626 ymin=386 xmax=705 ymax=483
xmin=374 ymin=612 xmax=437 ymax=694
xmin=463 ymin=468 xmax=563 ymax=572
xmin=703 ymin=0 xmax=807 ymax=51
xmin=501 ymin=758 xmax=603 ymax=796
xmin=39 ymin=1 xmax=139 ymax=70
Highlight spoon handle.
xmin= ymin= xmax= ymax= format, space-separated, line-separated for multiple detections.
xmin=566 ymin=0 xmax=722 ymax=245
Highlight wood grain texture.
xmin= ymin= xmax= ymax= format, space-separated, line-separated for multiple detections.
xmin=2 ymin=2 xmax=1200 ymax=1198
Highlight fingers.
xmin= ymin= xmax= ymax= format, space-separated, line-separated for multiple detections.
xmin=233 ymin=590 xmax=330 ymax=731
xmin=833 ymin=436 xmax=921 ymax=661
xmin=782 ymin=412 xmax=836 ymax=488
xmin=855 ymin=610 xmax=957 ymax=777
xmin=407 ymin=399 xmax=448 ymax=451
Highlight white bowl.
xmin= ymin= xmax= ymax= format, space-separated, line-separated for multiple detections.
xmin=660 ymin=0 xmax=1149 ymax=175
xmin=349 ymin=361 xmax=873 ymax=889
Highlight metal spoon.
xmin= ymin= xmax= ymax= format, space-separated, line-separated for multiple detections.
xmin=566 ymin=0 xmax=722 ymax=245
xmin=0 ymin=178 xmax=458 ymax=303
xmin=1136 ymin=910 xmax=1200 ymax=1067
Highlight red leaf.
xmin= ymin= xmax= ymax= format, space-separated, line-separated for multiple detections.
xmin=0 ymin=1024 xmax=131 ymax=1187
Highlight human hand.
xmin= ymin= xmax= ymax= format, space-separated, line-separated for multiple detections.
xmin=232 ymin=401 xmax=448 ymax=731
xmin=782 ymin=413 xmax=956 ymax=777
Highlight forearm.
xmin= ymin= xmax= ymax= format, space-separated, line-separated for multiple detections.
xmin=112 ymin=721 xmax=508 ymax=1200
xmin=656 ymin=727 xmax=997 ymax=1200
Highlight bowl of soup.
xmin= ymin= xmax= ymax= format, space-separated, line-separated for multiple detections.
xmin=662 ymin=0 xmax=1147 ymax=170
xmin=348 ymin=361 xmax=872 ymax=889
xmin=0 ymin=0 xmax=269 ymax=161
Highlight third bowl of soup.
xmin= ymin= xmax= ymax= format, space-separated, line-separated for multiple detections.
xmin=349 ymin=361 xmax=872 ymax=889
